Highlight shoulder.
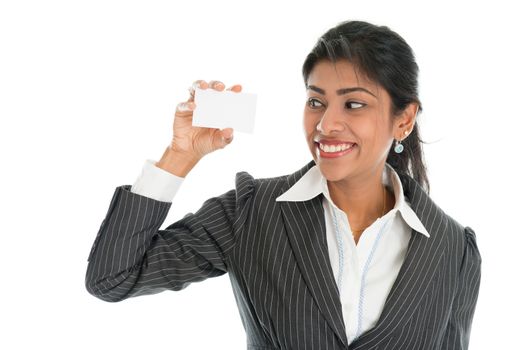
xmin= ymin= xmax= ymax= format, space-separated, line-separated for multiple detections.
xmin=426 ymin=198 xmax=481 ymax=267
xmin=437 ymin=207 xmax=482 ymax=299
xmin=233 ymin=160 xmax=317 ymax=204
xmin=397 ymin=171 xmax=481 ymax=270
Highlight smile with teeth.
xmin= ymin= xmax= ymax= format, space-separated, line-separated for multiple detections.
xmin=318 ymin=143 xmax=355 ymax=153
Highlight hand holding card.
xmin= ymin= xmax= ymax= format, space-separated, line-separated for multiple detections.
xmin=155 ymin=80 xmax=244 ymax=177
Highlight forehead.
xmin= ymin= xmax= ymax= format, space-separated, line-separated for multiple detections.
xmin=307 ymin=59 xmax=380 ymax=94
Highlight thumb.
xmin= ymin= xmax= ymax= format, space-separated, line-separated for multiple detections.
xmin=216 ymin=128 xmax=234 ymax=149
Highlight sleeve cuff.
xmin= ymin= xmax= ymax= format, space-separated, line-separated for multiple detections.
xmin=130 ymin=159 xmax=185 ymax=202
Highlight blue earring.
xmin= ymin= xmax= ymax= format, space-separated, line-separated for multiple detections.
xmin=394 ymin=139 xmax=404 ymax=153
xmin=394 ymin=130 xmax=409 ymax=154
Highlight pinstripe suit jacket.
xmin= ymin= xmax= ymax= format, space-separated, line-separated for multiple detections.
xmin=86 ymin=159 xmax=481 ymax=349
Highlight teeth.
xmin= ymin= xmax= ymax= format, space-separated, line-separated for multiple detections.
xmin=319 ymin=143 xmax=354 ymax=153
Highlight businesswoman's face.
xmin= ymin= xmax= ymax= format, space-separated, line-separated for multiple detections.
xmin=303 ymin=59 xmax=397 ymax=184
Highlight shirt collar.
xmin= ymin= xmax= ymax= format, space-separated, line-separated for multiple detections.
xmin=275 ymin=163 xmax=430 ymax=237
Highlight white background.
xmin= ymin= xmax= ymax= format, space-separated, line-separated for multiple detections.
xmin=1 ymin=0 xmax=522 ymax=348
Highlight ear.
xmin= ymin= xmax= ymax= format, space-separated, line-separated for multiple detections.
xmin=394 ymin=103 xmax=419 ymax=139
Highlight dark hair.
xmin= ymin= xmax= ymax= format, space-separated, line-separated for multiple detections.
xmin=302 ymin=20 xmax=430 ymax=194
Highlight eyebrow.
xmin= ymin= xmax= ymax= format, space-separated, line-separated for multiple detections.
xmin=306 ymin=84 xmax=376 ymax=98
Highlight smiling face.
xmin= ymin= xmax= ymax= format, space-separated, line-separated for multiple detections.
xmin=303 ymin=59 xmax=400 ymax=185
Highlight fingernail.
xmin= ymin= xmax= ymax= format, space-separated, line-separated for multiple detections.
xmin=178 ymin=102 xmax=193 ymax=112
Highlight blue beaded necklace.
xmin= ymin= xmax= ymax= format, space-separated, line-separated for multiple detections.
xmin=328 ymin=185 xmax=386 ymax=289
xmin=329 ymin=185 xmax=392 ymax=342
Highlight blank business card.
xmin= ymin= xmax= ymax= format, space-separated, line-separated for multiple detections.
xmin=192 ymin=87 xmax=257 ymax=134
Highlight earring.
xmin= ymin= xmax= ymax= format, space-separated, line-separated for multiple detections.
xmin=394 ymin=130 xmax=410 ymax=154
xmin=394 ymin=139 xmax=404 ymax=153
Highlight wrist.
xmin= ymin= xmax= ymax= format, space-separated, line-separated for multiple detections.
xmin=155 ymin=146 xmax=201 ymax=178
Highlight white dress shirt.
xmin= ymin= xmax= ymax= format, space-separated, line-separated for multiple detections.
xmin=131 ymin=159 xmax=430 ymax=344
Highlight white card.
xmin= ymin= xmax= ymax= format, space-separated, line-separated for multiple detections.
xmin=192 ymin=87 xmax=257 ymax=134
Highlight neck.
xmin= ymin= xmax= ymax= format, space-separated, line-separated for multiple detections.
xmin=327 ymin=165 xmax=394 ymax=228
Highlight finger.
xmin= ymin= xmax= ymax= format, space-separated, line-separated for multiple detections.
xmin=187 ymin=80 xmax=209 ymax=102
xmin=175 ymin=101 xmax=195 ymax=117
xmin=208 ymin=80 xmax=225 ymax=91
xmin=217 ymin=128 xmax=234 ymax=149
xmin=221 ymin=127 xmax=234 ymax=140
xmin=226 ymin=84 xmax=242 ymax=93
xmin=192 ymin=79 xmax=209 ymax=90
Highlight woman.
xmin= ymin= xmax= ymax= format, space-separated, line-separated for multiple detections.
xmin=86 ymin=20 xmax=481 ymax=349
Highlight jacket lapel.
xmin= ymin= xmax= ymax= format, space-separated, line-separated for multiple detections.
xmin=349 ymin=172 xmax=449 ymax=348
xmin=278 ymin=160 xmax=449 ymax=348
xmin=279 ymin=160 xmax=349 ymax=346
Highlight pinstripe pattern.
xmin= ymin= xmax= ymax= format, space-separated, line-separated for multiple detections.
xmin=86 ymin=160 xmax=481 ymax=349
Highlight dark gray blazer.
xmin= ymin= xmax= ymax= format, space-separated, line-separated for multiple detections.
xmin=86 ymin=160 xmax=481 ymax=349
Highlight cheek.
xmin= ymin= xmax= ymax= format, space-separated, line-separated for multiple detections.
xmin=303 ymin=112 xmax=318 ymax=135
xmin=359 ymin=124 xmax=391 ymax=154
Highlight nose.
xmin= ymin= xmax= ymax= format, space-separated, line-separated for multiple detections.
xmin=316 ymin=106 xmax=344 ymax=134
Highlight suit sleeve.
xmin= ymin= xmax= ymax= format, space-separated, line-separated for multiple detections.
xmin=441 ymin=226 xmax=482 ymax=349
xmin=85 ymin=171 xmax=255 ymax=302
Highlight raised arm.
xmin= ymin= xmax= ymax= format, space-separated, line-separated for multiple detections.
xmin=85 ymin=79 xmax=248 ymax=302
xmin=85 ymin=175 xmax=253 ymax=302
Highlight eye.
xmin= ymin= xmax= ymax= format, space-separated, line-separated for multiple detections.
xmin=346 ymin=101 xmax=366 ymax=109
xmin=307 ymin=98 xmax=323 ymax=109
xmin=307 ymin=98 xmax=366 ymax=110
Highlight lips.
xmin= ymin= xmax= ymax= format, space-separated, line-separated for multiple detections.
xmin=315 ymin=139 xmax=357 ymax=158
xmin=315 ymin=139 xmax=357 ymax=146
xmin=314 ymin=139 xmax=357 ymax=151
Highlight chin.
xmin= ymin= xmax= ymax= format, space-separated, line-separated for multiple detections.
xmin=316 ymin=162 xmax=353 ymax=183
